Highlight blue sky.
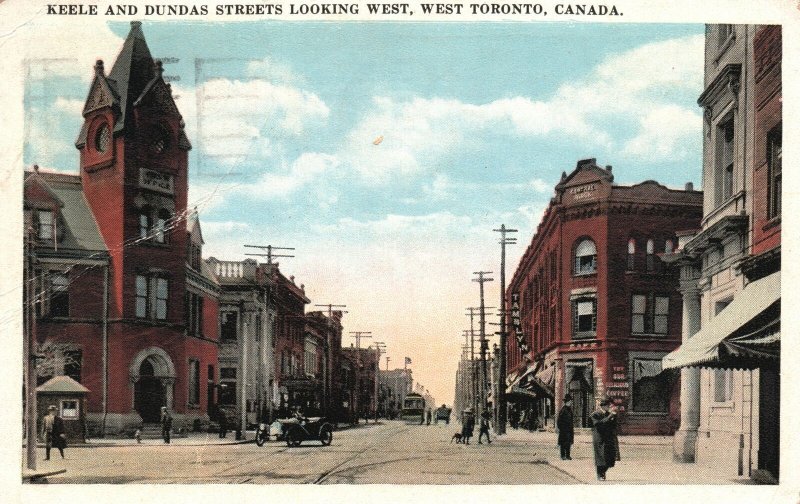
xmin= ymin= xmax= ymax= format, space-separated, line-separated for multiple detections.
xmin=24 ymin=21 xmax=705 ymax=404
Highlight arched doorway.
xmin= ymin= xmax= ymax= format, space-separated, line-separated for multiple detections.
xmin=130 ymin=347 xmax=176 ymax=423
xmin=134 ymin=359 xmax=164 ymax=423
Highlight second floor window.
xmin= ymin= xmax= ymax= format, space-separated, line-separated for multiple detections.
xmin=138 ymin=207 xmax=171 ymax=244
xmin=716 ymin=118 xmax=735 ymax=205
xmin=768 ymin=124 xmax=782 ymax=219
xmin=631 ymin=294 xmax=670 ymax=335
xmin=135 ymin=274 xmax=168 ymax=320
xmin=220 ymin=311 xmax=237 ymax=341
xmin=572 ymin=298 xmax=597 ymax=338
xmin=47 ymin=272 xmax=69 ymax=317
xmin=627 ymin=239 xmax=636 ymax=270
xmin=574 ymin=239 xmax=597 ymax=275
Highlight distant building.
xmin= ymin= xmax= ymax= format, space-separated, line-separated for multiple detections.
xmin=341 ymin=346 xmax=379 ymax=421
xmin=305 ymin=310 xmax=345 ymax=420
xmin=380 ymin=368 xmax=413 ymax=417
xmin=506 ymin=158 xmax=702 ymax=435
xmin=453 ymin=356 xmax=476 ymax=416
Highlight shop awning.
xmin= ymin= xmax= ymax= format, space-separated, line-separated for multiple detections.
xmin=663 ymin=272 xmax=780 ymax=370
xmin=506 ymin=362 xmax=554 ymax=399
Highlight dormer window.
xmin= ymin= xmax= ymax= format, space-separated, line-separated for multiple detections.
xmin=94 ymin=124 xmax=110 ymax=153
xmin=37 ymin=210 xmax=54 ymax=241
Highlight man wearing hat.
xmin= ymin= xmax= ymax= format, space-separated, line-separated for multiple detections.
xmin=556 ymin=394 xmax=574 ymax=460
xmin=160 ymin=406 xmax=173 ymax=444
xmin=590 ymin=397 xmax=620 ymax=481
xmin=41 ymin=405 xmax=66 ymax=460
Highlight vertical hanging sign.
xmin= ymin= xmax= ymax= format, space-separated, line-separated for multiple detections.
xmin=511 ymin=293 xmax=528 ymax=353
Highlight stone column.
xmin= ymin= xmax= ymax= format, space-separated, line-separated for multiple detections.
xmin=673 ymin=271 xmax=702 ymax=462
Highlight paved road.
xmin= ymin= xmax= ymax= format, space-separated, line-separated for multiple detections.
xmin=38 ymin=420 xmax=581 ymax=484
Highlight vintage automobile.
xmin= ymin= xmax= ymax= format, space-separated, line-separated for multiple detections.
xmin=257 ymin=416 xmax=334 ymax=447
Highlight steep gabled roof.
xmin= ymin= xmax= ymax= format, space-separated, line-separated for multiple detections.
xmin=107 ymin=21 xmax=155 ymax=134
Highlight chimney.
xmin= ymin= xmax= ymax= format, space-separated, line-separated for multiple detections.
xmin=576 ymin=158 xmax=596 ymax=169
xmin=605 ymin=165 xmax=613 ymax=172
xmin=685 ymin=182 xmax=694 ymax=191
xmin=33 ymin=164 xmax=39 ymax=172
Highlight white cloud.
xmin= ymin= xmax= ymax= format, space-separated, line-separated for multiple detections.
xmin=246 ymin=57 xmax=307 ymax=86
xmin=242 ymin=152 xmax=340 ymax=199
xmin=622 ymin=104 xmax=702 ymax=160
xmin=53 ymin=97 xmax=84 ymax=116
xmin=340 ymin=34 xmax=704 ymax=183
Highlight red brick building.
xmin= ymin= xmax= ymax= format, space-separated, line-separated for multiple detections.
xmin=305 ymin=310 xmax=344 ymax=419
xmin=24 ymin=22 xmax=219 ymax=435
xmin=505 ymin=159 xmax=702 ymax=434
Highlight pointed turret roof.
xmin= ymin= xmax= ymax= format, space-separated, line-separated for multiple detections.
xmin=107 ymin=21 xmax=155 ymax=134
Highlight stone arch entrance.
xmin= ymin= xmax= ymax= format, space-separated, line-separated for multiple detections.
xmin=130 ymin=348 xmax=176 ymax=423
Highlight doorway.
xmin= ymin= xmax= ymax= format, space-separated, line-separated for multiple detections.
xmin=568 ymin=367 xmax=594 ymax=428
xmin=134 ymin=359 xmax=165 ymax=423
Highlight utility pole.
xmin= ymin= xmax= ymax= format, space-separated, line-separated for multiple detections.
xmin=314 ymin=304 xmax=346 ymax=420
xmin=373 ymin=342 xmax=386 ymax=421
xmin=244 ymin=244 xmax=294 ymax=426
xmin=493 ymin=225 xmax=517 ymax=435
xmin=349 ymin=331 xmax=372 ymax=422
xmin=472 ymin=271 xmax=494 ymax=420
xmin=385 ymin=356 xmax=390 ymax=371
xmin=466 ymin=306 xmax=494 ymax=417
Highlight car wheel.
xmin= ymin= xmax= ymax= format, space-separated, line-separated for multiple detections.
xmin=319 ymin=425 xmax=333 ymax=446
xmin=255 ymin=430 xmax=267 ymax=447
xmin=285 ymin=428 xmax=300 ymax=447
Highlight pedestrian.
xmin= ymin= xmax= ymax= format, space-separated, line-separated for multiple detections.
xmin=160 ymin=406 xmax=173 ymax=444
xmin=590 ymin=397 xmax=620 ymax=481
xmin=218 ymin=409 xmax=228 ymax=439
xmin=556 ymin=394 xmax=575 ymax=460
xmin=478 ymin=409 xmax=491 ymax=444
xmin=41 ymin=405 xmax=66 ymax=460
xmin=461 ymin=408 xmax=474 ymax=445
xmin=426 ymin=408 xmax=432 ymax=426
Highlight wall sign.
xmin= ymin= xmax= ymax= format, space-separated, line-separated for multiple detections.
xmin=139 ymin=167 xmax=174 ymax=195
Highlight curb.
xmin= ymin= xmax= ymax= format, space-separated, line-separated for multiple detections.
xmin=25 ymin=438 xmax=256 ymax=448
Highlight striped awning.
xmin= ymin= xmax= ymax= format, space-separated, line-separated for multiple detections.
xmin=663 ymin=272 xmax=780 ymax=370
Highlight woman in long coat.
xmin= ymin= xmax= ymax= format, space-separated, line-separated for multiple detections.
xmin=556 ymin=394 xmax=575 ymax=460
xmin=590 ymin=397 xmax=620 ymax=481
xmin=461 ymin=408 xmax=475 ymax=445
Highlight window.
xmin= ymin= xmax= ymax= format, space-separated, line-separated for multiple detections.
xmin=138 ymin=209 xmax=151 ymax=240
xmin=631 ymin=294 xmax=670 ymax=335
xmin=220 ymin=311 xmax=237 ymax=341
xmin=716 ymin=118 xmax=735 ymax=205
xmin=154 ymin=209 xmax=170 ymax=243
xmin=665 ymin=240 xmax=674 ymax=254
xmin=574 ymin=239 xmax=597 ymax=275
xmin=95 ymin=124 xmax=110 ymax=153
xmin=153 ymin=277 xmax=168 ymax=319
xmin=188 ymin=243 xmax=202 ymax=270
xmin=572 ymin=298 xmax=597 ymax=338
xmin=631 ymin=359 xmax=669 ymax=412
xmin=37 ymin=210 xmax=54 ymax=241
xmin=646 ymin=239 xmax=655 ymax=272
xmin=627 ymin=239 xmax=636 ymax=270
xmin=49 ymin=273 xmax=69 ymax=317
xmin=185 ymin=292 xmax=203 ymax=336
xmin=60 ymin=400 xmax=79 ymax=419
xmin=767 ymin=124 xmax=782 ymax=219
xmin=188 ymin=359 xmax=200 ymax=406
xmin=718 ymin=24 xmax=734 ymax=46
xmin=135 ymin=275 xmax=148 ymax=318
xmin=136 ymin=274 xmax=168 ymax=320
xmin=713 ymin=369 xmax=734 ymax=402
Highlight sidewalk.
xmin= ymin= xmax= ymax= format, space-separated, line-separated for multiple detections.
xmin=496 ymin=428 xmax=754 ymax=485
xmin=21 ymin=431 xmax=257 ymax=448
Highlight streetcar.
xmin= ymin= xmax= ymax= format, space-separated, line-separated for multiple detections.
xmin=400 ymin=392 xmax=426 ymax=424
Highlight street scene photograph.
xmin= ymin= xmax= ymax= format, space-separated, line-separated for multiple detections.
xmin=5 ymin=5 xmax=785 ymax=492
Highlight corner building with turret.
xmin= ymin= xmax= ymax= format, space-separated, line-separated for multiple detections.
xmin=505 ymin=159 xmax=702 ymax=435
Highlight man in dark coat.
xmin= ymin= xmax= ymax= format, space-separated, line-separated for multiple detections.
xmin=590 ymin=397 xmax=620 ymax=481
xmin=461 ymin=408 xmax=475 ymax=445
xmin=160 ymin=406 xmax=173 ymax=444
xmin=42 ymin=405 xmax=66 ymax=460
xmin=556 ymin=394 xmax=575 ymax=460
xmin=218 ymin=408 xmax=228 ymax=439
xmin=478 ymin=409 xmax=492 ymax=444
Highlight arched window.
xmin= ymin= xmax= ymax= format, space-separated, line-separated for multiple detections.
xmin=627 ymin=238 xmax=636 ymax=270
xmin=574 ymin=239 xmax=597 ymax=275
xmin=646 ymin=239 xmax=655 ymax=272
xmin=665 ymin=239 xmax=674 ymax=254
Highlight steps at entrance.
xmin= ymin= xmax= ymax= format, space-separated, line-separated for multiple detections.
xmin=137 ymin=423 xmax=187 ymax=440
